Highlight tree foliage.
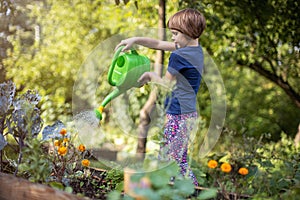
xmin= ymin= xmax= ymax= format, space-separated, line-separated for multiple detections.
xmin=2 ymin=0 xmax=299 ymax=141
xmin=180 ymin=0 xmax=300 ymax=138
xmin=4 ymin=0 xmax=159 ymax=123
xmin=181 ymin=0 xmax=300 ymax=103
xmin=0 ymin=0 xmax=41 ymax=82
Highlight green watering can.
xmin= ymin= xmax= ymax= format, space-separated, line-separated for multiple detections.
xmin=95 ymin=46 xmax=150 ymax=120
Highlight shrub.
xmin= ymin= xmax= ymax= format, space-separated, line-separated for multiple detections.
xmin=199 ymin=128 xmax=300 ymax=199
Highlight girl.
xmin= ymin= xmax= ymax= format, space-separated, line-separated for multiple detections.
xmin=116 ymin=8 xmax=206 ymax=186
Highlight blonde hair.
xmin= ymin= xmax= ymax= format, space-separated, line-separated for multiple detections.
xmin=167 ymin=8 xmax=206 ymax=39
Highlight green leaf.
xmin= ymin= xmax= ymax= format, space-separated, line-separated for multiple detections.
xmin=64 ymin=186 xmax=73 ymax=193
xmin=165 ymin=162 xmax=180 ymax=177
xmin=246 ymin=165 xmax=258 ymax=178
xmin=259 ymin=160 xmax=274 ymax=168
xmin=80 ymin=181 xmax=84 ymax=188
xmin=134 ymin=188 xmax=160 ymax=200
xmin=197 ymin=188 xmax=218 ymax=200
xmin=277 ymin=178 xmax=291 ymax=189
xmin=48 ymin=181 xmax=64 ymax=190
xmin=115 ymin=181 xmax=124 ymax=192
xmin=107 ymin=190 xmax=122 ymax=200
xmin=156 ymin=187 xmax=175 ymax=198
xmin=173 ymin=178 xmax=195 ymax=196
xmin=149 ymin=170 xmax=170 ymax=188
xmin=294 ymin=169 xmax=300 ymax=181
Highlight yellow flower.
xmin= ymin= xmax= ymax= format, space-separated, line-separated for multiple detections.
xmin=57 ymin=146 xmax=67 ymax=156
xmin=63 ymin=138 xmax=69 ymax=143
xmin=220 ymin=163 xmax=232 ymax=173
xmin=238 ymin=167 xmax=249 ymax=175
xmin=81 ymin=159 xmax=90 ymax=167
xmin=60 ymin=128 xmax=67 ymax=136
xmin=78 ymin=144 xmax=86 ymax=152
xmin=54 ymin=140 xmax=62 ymax=147
xmin=208 ymin=160 xmax=218 ymax=169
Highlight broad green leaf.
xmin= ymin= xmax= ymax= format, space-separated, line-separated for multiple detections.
xmin=197 ymin=188 xmax=218 ymax=200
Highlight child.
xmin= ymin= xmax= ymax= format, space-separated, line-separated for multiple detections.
xmin=116 ymin=8 xmax=206 ymax=186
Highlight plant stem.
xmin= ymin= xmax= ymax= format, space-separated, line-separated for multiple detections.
xmin=0 ymin=150 xmax=2 ymax=172
xmin=14 ymin=138 xmax=24 ymax=176
xmin=0 ymin=117 xmax=5 ymax=172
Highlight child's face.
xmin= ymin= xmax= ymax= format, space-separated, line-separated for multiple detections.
xmin=170 ymin=29 xmax=191 ymax=49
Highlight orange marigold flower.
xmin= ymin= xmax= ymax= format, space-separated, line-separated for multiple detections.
xmin=81 ymin=159 xmax=90 ymax=167
xmin=60 ymin=128 xmax=67 ymax=136
xmin=54 ymin=140 xmax=62 ymax=147
xmin=220 ymin=163 xmax=232 ymax=173
xmin=63 ymin=138 xmax=69 ymax=143
xmin=57 ymin=146 xmax=67 ymax=156
xmin=208 ymin=160 xmax=218 ymax=169
xmin=238 ymin=167 xmax=249 ymax=175
xmin=78 ymin=144 xmax=86 ymax=152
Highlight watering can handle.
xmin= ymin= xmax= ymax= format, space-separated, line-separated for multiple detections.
xmin=107 ymin=46 xmax=138 ymax=86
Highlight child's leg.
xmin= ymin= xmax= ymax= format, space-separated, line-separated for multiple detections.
xmin=160 ymin=113 xmax=199 ymax=186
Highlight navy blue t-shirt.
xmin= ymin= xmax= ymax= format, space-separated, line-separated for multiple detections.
xmin=165 ymin=46 xmax=204 ymax=114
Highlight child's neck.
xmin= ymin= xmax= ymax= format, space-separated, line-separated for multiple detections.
xmin=186 ymin=39 xmax=199 ymax=47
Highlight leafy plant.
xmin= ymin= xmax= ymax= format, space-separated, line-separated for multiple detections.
xmin=106 ymin=168 xmax=124 ymax=192
xmin=0 ymin=81 xmax=122 ymax=199
xmin=18 ymin=138 xmax=51 ymax=183
xmin=0 ymin=80 xmax=43 ymax=175
xmin=250 ymin=133 xmax=300 ymax=199
xmin=205 ymin=158 xmax=254 ymax=199
xmin=108 ymin=161 xmax=198 ymax=200
xmin=198 ymin=127 xmax=300 ymax=199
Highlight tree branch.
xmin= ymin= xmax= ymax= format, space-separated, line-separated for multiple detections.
xmin=244 ymin=61 xmax=300 ymax=108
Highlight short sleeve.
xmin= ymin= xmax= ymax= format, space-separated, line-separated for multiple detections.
xmin=167 ymin=53 xmax=180 ymax=75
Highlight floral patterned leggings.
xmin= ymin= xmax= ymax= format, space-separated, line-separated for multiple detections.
xmin=159 ymin=112 xmax=199 ymax=186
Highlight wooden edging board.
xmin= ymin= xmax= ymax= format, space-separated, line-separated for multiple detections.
xmin=0 ymin=173 xmax=87 ymax=200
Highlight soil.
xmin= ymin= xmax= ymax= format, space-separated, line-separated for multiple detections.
xmin=69 ymin=168 xmax=113 ymax=200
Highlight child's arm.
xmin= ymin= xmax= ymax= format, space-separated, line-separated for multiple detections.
xmin=138 ymin=71 xmax=176 ymax=88
xmin=116 ymin=37 xmax=176 ymax=52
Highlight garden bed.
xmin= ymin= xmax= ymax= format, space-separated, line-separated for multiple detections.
xmin=0 ymin=168 xmax=251 ymax=200
xmin=0 ymin=167 xmax=118 ymax=200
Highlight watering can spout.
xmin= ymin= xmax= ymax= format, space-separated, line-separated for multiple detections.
xmin=94 ymin=88 xmax=120 ymax=120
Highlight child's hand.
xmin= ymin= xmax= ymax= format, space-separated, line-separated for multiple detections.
xmin=115 ymin=37 xmax=137 ymax=52
xmin=138 ymin=72 xmax=154 ymax=86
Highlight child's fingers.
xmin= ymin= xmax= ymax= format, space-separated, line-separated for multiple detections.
xmin=115 ymin=40 xmax=132 ymax=51
xmin=114 ymin=43 xmax=124 ymax=51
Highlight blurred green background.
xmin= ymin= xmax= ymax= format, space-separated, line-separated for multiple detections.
xmin=1 ymin=0 xmax=299 ymax=152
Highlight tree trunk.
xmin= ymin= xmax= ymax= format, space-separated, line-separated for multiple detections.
xmin=136 ymin=0 xmax=166 ymax=160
